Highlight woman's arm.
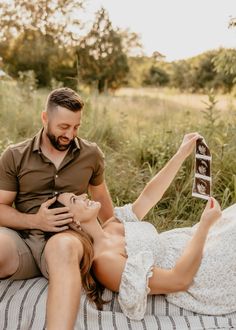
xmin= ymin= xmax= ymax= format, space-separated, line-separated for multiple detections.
xmin=133 ymin=132 xmax=199 ymax=220
xmin=94 ymin=198 xmax=221 ymax=294
xmin=150 ymin=198 xmax=221 ymax=294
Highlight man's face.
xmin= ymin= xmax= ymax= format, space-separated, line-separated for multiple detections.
xmin=43 ymin=106 xmax=82 ymax=151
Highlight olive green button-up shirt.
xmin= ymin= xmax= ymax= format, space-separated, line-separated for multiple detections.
xmin=0 ymin=129 xmax=105 ymax=214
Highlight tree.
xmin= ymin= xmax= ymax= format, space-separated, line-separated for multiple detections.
xmin=212 ymin=48 xmax=236 ymax=92
xmin=169 ymin=60 xmax=192 ymax=91
xmin=143 ymin=65 xmax=169 ymax=87
xmin=4 ymin=29 xmax=56 ymax=86
xmin=0 ymin=0 xmax=85 ymax=45
xmin=190 ymin=51 xmax=218 ymax=92
xmin=228 ymin=17 xmax=236 ymax=28
xmin=76 ymin=7 xmax=129 ymax=93
xmin=0 ymin=0 xmax=85 ymax=87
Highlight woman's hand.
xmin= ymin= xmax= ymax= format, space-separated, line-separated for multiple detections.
xmin=199 ymin=197 xmax=222 ymax=229
xmin=178 ymin=132 xmax=201 ymax=158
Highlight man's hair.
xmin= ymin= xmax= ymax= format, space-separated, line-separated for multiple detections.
xmin=46 ymin=87 xmax=84 ymax=113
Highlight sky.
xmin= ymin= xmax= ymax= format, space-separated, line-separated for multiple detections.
xmin=83 ymin=0 xmax=236 ymax=62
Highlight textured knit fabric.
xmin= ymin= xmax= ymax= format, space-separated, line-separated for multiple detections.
xmin=114 ymin=203 xmax=236 ymax=320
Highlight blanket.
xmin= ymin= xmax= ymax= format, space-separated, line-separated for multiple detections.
xmin=0 ymin=277 xmax=236 ymax=329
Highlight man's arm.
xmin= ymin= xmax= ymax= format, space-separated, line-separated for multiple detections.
xmin=89 ymin=181 xmax=113 ymax=223
xmin=0 ymin=190 xmax=73 ymax=231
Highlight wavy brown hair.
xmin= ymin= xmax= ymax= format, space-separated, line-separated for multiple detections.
xmin=77 ymin=229 xmax=108 ymax=310
xmin=49 ymin=198 xmax=107 ymax=310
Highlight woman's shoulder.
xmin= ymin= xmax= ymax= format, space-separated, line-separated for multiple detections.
xmin=93 ymin=250 xmax=126 ymax=292
xmin=114 ymin=204 xmax=139 ymax=223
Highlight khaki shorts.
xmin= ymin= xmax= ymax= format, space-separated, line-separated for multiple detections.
xmin=0 ymin=227 xmax=49 ymax=280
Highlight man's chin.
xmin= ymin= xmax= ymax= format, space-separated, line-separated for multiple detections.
xmin=55 ymin=144 xmax=71 ymax=151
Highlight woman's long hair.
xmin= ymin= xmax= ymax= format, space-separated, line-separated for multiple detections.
xmin=49 ymin=198 xmax=107 ymax=310
xmin=78 ymin=229 xmax=108 ymax=310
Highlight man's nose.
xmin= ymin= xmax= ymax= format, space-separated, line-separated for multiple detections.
xmin=64 ymin=129 xmax=74 ymax=140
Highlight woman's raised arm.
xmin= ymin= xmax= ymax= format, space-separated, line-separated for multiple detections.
xmin=132 ymin=132 xmax=200 ymax=220
xmin=150 ymin=198 xmax=221 ymax=294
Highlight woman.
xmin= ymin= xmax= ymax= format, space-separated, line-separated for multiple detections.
xmin=58 ymin=132 xmax=236 ymax=320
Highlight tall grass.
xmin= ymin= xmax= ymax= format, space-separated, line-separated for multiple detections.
xmin=0 ymin=81 xmax=236 ymax=231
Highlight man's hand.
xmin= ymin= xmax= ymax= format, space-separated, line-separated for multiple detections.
xmin=34 ymin=197 xmax=73 ymax=232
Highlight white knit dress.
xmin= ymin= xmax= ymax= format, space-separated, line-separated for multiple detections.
xmin=114 ymin=203 xmax=236 ymax=320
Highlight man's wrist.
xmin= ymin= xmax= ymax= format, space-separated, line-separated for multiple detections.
xmin=25 ymin=213 xmax=38 ymax=230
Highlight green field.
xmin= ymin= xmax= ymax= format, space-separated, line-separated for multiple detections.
xmin=1 ymin=81 xmax=236 ymax=231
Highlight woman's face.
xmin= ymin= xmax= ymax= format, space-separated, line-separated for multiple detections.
xmin=58 ymin=193 xmax=101 ymax=223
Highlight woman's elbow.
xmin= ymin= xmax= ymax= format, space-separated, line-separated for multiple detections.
xmin=176 ymin=277 xmax=192 ymax=292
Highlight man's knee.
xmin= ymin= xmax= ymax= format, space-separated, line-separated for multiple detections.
xmin=0 ymin=234 xmax=19 ymax=278
xmin=44 ymin=231 xmax=84 ymax=266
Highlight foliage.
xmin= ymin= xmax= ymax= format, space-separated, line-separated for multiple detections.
xmin=1 ymin=83 xmax=235 ymax=231
xmin=168 ymin=60 xmax=192 ymax=91
xmin=3 ymin=27 xmax=79 ymax=88
xmin=76 ymin=7 xmax=129 ymax=93
xmin=190 ymin=51 xmax=218 ymax=92
xmin=228 ymin=17 xmax=236 ymax=28
xmin=0 ymin=0 xmax=85 ymax=88
xmin=0 ymin=1 xmax=235 ymax=93
xmin=143 ymin=65 xmax=169 ymax=87
xmin=173 ymin=49 xmax=236 ymax=93
xmin=200 ymin=90 xmax=220 ymax=139
xmin=212 ymin=48 xmax=236 ymax=91
xmin=0 ymin=0 xmax=84 ymax=45
xmin=126 ymin=56 xmax=153 ymax=87
xmin=18 ymin=70 xmax=38 ymax=99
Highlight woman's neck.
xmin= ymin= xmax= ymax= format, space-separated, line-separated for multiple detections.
xmin=80 ymin=217 xmax=109 ymax=243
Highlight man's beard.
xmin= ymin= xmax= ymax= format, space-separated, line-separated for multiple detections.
xmin=46 ymin=130 xmax=74 ymax=151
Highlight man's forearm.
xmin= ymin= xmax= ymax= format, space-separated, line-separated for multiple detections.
xmin=89 ymin=181 xmax=114 ymax=223
xmin=97 ymin=195 xmax=114 ymax=223
xmin=0 ymin=204 xmax=35 ymax=229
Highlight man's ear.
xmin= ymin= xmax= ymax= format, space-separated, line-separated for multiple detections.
xmin=41 ymin=111 xmax=48 ymax=126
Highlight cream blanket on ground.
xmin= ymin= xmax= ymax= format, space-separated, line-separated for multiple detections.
xmin=0 ymin=277 xmax=235 ymax=329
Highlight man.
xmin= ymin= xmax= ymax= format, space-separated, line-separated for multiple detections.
xmin=0 ymin=87 xmax=113 ymax=330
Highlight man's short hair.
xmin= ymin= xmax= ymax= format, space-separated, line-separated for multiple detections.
xmin=46 ymin=87 xmax=84 ymax=112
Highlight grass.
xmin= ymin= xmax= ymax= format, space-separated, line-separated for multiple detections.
xmin=1 ymin=81 xmax=236 ymax=231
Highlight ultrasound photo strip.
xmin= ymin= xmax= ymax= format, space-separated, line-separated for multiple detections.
xmin=192 ymin=138 xmax=212 ymax=200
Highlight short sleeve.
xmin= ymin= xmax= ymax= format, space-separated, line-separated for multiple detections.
xmin=118 ymin=251 xmax=154 ymax=320
xmin=89 ymin=145 xmax=105 ymax=186
xmin=0 ymin=147 xmax=18 ymax=191
xmin=114 ymin=204 xmax=139 ymax=223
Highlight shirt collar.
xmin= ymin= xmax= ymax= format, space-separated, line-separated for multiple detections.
xmin=32 ymin=128 xmax=81 ymax=152
xmin=32 ymin=129 xmax=43 ymax=152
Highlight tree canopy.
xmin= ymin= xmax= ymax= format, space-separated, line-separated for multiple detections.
xmin=76 ymin=7 xmax=129 ymax=93
xmin=0 ymin=0 xmax=84 ymax=44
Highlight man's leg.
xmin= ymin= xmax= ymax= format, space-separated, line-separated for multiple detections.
xmin=0 ymin=233 xmax=19 ymax=278
xmin=0 ymin=228 xmax=40 ymax=279
xmin=43 ymin=231 xmax=84 ymax=330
